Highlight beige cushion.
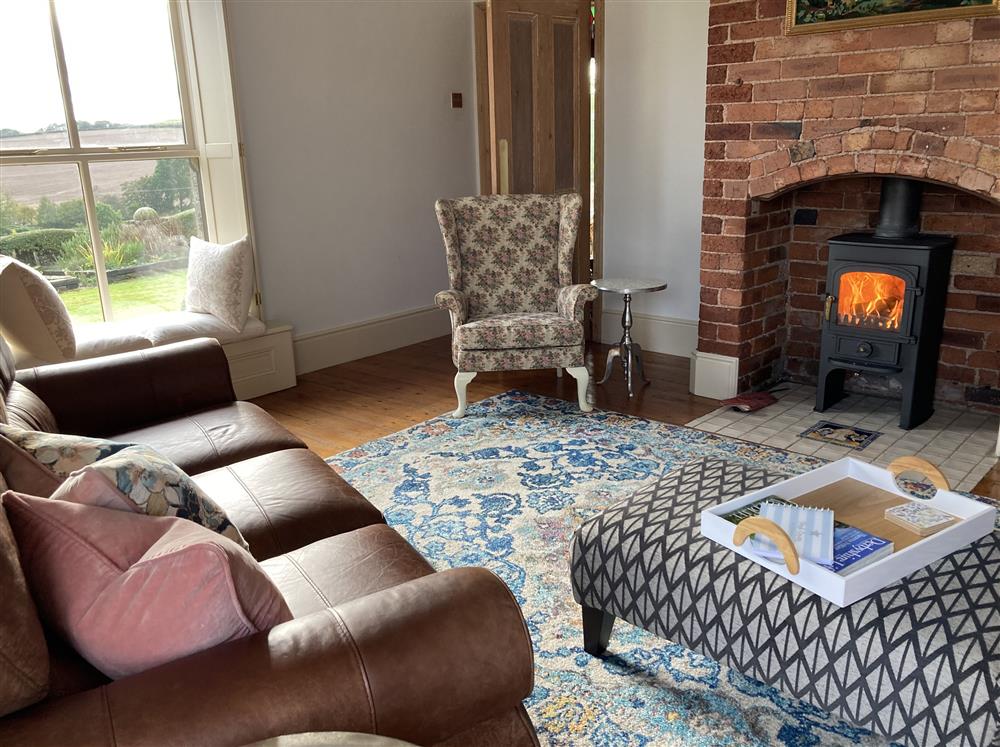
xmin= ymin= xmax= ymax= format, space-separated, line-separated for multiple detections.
xmin=10 ymin=313 xmax=267 ymax=368
xmin=184 ymin=236 xmax=255 ymax=333
xmin=0 ymin=257 xmax=75 ymax=363
xmin=141 ymin=311 xmax=265 ymax=347
xmin=0 ymin=502 xmax=49 ymax=716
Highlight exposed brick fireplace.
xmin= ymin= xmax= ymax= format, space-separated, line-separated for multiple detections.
xmin=693 ymin=1 xmax=1000 ymax=411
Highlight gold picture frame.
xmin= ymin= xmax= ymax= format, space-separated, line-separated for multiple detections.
xmin=786 ymin=0 xmax=1000 ymax=35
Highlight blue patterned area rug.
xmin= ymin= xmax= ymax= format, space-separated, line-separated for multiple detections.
xmin=327 ymin=391 xmax=894 ymax=747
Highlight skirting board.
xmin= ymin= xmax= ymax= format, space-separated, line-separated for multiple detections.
xmin=600 ymin=308 xmax=698 ymax=358
xmin=294 ymin=305 xmax=450 ymax=374
xmin=690 ymin=350 xmax=739 ymax=400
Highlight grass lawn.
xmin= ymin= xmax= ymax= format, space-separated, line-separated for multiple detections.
xmin=60 ymin=269 xmax=187 ymax=323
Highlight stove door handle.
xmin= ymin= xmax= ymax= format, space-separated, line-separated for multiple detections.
xmin=828 ymin=357 xmax=902 ymax=373
xmin=824 ymin=295 xmax=835 ymax=321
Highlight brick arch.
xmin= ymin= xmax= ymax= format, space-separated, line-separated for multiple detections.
xmin=745 ymin=126 xmax=1000 ymax=206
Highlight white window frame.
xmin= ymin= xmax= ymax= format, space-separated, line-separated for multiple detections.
xmin=0 ymin=0 xmax=255 ymax=323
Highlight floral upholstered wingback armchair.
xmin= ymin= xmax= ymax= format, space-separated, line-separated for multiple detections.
xmin=434 ymin=193 xmax=598 ymax=417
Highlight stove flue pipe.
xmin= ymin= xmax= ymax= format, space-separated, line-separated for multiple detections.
xmin=874 ymin=177 xmax=924 ymax=240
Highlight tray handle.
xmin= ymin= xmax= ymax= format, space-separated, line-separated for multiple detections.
xmin=732 ymin=517 xmax=800 ymax=575
xmin=887 ymin=456 xmax=950 ymax=492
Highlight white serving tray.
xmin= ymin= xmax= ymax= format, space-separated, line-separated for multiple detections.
xmin=699 ymin=457 xmax=997 ymax=607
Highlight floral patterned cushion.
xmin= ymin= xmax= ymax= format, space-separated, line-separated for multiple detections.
xmin=435 ymin=194 xmax=582 ymax=319
xmin=455 ymin=313 xmax=583 ymax=350
xmin=0 ymin=424 xmax=129 ymax=484
xmin=51 ymin=445 xmax=248 ymax=550
xmin=454 ymin=344 xmax=585 ymax=373
xmin=0 ymin=257 xmax=76 ymax=363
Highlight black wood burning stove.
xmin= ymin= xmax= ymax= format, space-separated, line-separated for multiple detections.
xmin=815 ymin=178 xmax=954 ymax=429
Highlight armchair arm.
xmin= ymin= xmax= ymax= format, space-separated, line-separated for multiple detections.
xmin=557 ymin=284 xmax=599 ymax=323
xmin=14 ymin=338 xmax=235 ymax=437
xmin=434 ymin=289 xmax=469 ymax=331
xmin=0 ymin=568 xmax=535 ymax=747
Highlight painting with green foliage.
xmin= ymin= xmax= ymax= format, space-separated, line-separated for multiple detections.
xmin=790 ymin=0 xmax=997 ymax=32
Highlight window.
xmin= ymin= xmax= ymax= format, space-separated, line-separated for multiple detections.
xmin=0 ymin=0 xmax=208 ymax=323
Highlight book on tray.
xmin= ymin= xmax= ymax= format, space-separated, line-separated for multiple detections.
xmin=751 ymin=502 xmax=835 ymax=564
xmin=723 ymin=496 xmax=894 ymax=576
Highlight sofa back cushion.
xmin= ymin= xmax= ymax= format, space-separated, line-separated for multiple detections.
xmin=0 ymin=503 xmax=49 ymax=716
xmin=434 ymin=193 xmax=581 ymax=319
xmin=2 ymin=492 xmax=291 ymax=679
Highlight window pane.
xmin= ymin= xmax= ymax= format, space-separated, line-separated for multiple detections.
xmin=88 ymin=159 xmax=205 ymax=321
xmin=0 ymin=0 xmax=69 ymax=151
xmin=0 ymin=163 xmax=102 ymax=322
xmin=55 ymin=0 xmax=184 ymax=147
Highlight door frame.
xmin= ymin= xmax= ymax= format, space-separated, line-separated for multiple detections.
xmin=472 ymin=0 xmax=604 ymax=340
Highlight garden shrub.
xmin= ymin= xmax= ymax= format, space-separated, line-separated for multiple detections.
xmin=0 ymin=228 xmax=77 ymax=268
xmin=163 ymin=208 xmax=198 ymax=238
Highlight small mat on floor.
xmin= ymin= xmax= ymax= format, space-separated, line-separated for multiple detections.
xmin=800 ymin=420 xmax=882 ymax=451
xmin=327 ymin=391 xmax=997 ymax=746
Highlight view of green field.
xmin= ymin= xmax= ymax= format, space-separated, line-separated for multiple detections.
xmin=59 ymin=269 xmax=187 ymax=323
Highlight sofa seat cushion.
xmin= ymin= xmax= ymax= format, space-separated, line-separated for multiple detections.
xmin=455 ymin=312 xmax=582 ymax=350
xmin=109 ymin=402 xmax=304 ymax=475
xmin=192 ymin=449 xmax=385 ymax=561
xmin=142 ymin=311 xmax=266 ymax=347
xmin=73 ymin=322 xmax=153 ymax=360
xmin=261 ymin=524 xmax=434 ymax=617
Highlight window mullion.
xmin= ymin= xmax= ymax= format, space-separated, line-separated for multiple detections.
xmin=48 ymin=0 xmax=112 ymax=322
xmin=47 ymin=0 xmax=79 ymax=150
xmin=77 ymin=164 xmax=113 ymax=323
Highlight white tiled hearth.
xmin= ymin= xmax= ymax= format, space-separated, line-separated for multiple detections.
xmin=687 ymin=384 xmax=999 ymax=493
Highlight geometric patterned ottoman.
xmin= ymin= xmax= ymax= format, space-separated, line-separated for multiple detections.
xmin=570 ymin=457 xmax=1000 ymax=747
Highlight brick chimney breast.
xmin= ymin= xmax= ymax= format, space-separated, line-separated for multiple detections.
xmin=699 ymin=3 xmax=1000 ymax=405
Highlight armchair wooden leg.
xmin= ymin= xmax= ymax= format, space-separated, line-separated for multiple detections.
xmin=453 ymin=371 xmax=477 ymax=417
xmin=565 ymin=366 xmax=592 ymax=413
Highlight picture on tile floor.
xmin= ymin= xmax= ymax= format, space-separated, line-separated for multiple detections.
xmin=800 ymin=420 xmax=883 ymax=451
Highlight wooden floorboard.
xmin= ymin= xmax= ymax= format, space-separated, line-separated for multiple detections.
xmin=253 ymin=335 xmax=999 ymax=499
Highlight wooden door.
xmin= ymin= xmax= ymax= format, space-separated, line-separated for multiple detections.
xmin=485 ymin=0 xmax=592 ymax=284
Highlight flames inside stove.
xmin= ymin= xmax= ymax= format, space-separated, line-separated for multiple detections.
xmin=837 ymin=271 xmax=906 ymax=330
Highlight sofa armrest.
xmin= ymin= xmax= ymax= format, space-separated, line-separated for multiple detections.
xmin=14 ymin=338 xmax=235 ymax=437
xmin=0 ymin=568 xmax=534 ymax=747
xmin=557 ymin=283 xmax=599 ymax=323
xmin=434 ymin=289 xmax=469 ymax=331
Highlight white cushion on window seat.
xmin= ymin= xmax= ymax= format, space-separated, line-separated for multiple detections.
xmin=139 ymin=312 xmax=265 ymax=347
xmin=74 ymin=322 xmax=155 ymax=360
xmin=15 ymin=312 xmax=266 ymax=367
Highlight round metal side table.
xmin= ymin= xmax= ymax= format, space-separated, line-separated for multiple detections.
xmin=591 ymin=277 xmax=668 ymax=398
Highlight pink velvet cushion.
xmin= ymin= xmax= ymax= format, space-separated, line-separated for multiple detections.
xmin=2 ymin=491 xmax=292 ymax=679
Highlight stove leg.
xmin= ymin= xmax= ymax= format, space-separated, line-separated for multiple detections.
xmin=815 ymin=366 xmax=846 ymax=412
xmin=900 ymin=372 xmax=934 ymax=430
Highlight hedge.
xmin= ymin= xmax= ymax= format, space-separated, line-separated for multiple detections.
xmin=163 ymin=208 xmax=199 ymax=238
xmin=0 ymin=229 xmax=77 ymax=268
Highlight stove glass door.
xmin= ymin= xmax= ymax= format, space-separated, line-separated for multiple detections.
xmin=836 ymin=271 xmax=907 ymax=331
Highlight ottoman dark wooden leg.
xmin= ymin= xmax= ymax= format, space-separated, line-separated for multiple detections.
xmin=582 ymin=605 xmax=615 ymax=656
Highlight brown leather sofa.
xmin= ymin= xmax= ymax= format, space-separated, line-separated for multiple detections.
xmin=0 ymin=338 xmax=539 ymax=747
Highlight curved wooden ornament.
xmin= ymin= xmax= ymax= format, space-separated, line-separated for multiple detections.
xmin=887 ymin=455 xmax=950 ymax=492
xmin=733 ymin=516 xmax=801 ymax=575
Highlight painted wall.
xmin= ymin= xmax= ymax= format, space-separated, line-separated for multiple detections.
xmin=226 ymin=0 xmax=477 ymax=346
xmin=601 ymin=0 xmax=709 ymax=354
